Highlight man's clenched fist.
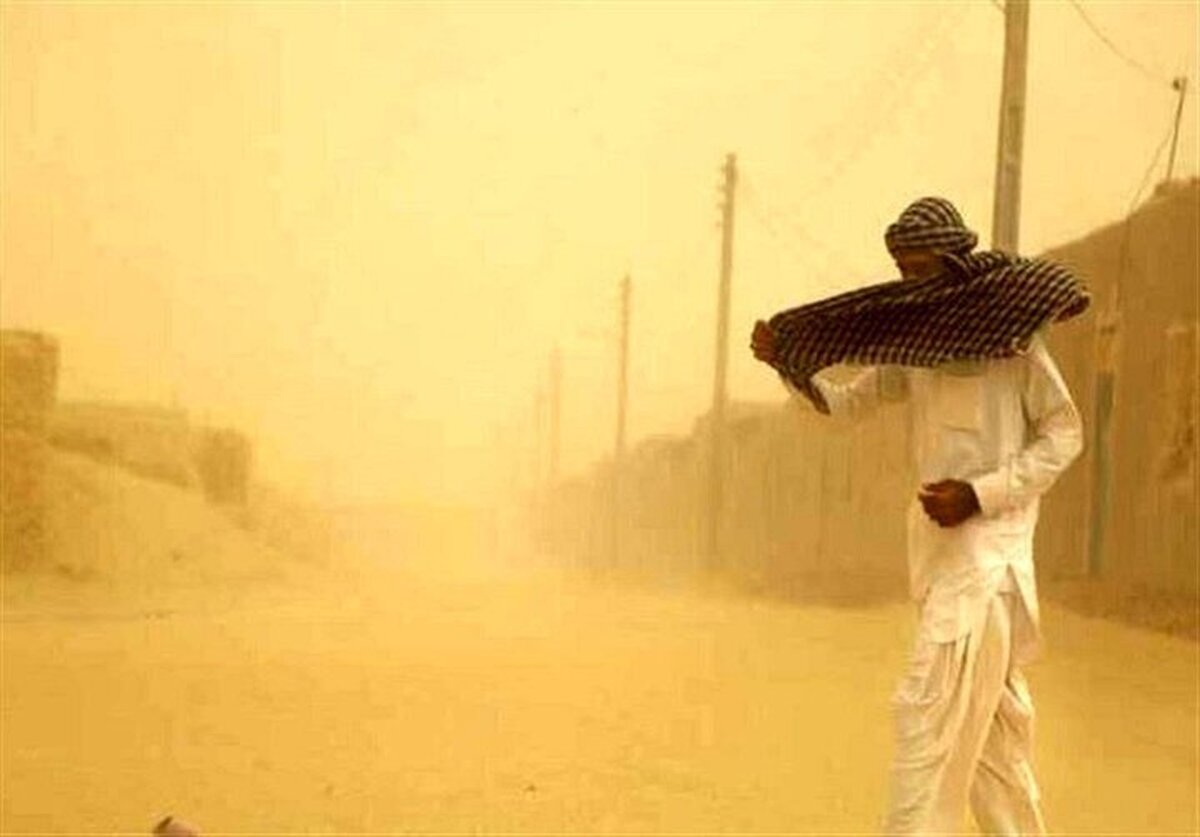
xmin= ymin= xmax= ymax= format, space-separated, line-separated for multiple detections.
xmin=918 ymin=479 xmax=981 ymax=528
xmin=751 ymin=319 xmax=777 ymax=364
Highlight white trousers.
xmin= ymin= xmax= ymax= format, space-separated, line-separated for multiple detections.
xmin=883 ymin=592 xmax=1046 ymax=835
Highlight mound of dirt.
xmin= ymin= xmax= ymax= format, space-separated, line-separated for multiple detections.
xmin=2 ymin=450 xmax=323 ymax=612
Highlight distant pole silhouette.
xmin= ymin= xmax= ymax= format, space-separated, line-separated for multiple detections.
xmin=534 ymin=382 xmax=546 ymax=496
xmin=705 ymin=153 xmax=737 ymax=568
xmin=549 ymin=345 xmax=562 ymax=485
xmin=612 ymin=274 xmax=631 ymax=568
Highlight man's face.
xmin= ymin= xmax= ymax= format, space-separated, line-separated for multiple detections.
xmin=893 ymin=248 xmax=944 ymax=282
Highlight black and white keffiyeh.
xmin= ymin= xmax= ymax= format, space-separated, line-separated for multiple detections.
xmin=884 ymin=196 xmax=978 ymax=256
xmin=768 ymin=249 xmax=1091 ymax=413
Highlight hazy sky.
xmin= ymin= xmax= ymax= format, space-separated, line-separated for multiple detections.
xmin=3 ymin=1 xmax=1197 ymax=505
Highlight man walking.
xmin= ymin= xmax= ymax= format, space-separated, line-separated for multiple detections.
xmin=750 ymin=197 xmax=1087 ymax=834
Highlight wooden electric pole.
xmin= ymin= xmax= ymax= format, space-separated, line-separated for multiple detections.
xmin=990 ymin=0 xmax=1030 ymax=253
xmin=705 ymin=153 xmax=737 ymax=568
xmin=612 ymin=273 xmax=631 ymax=567
xmin=1166 ymin=76 xmax=1189 ymax=181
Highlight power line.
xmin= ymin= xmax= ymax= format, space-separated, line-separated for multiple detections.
xmin=804 ymin=5 xmax=966 ymax=199
xmin=1066 ymin=0 xmax=1174 ymax=89
xmin=749 ymin=4 xmax=968 ymax=243
xmin=741 ymin=174 xmax=863 ymax=277
xmin=739 ymin=175 xmax=852 ymax=279
xmin=1106 ymin=112 xmax=1178 ymax=307
xmin=1125 ymin=117 xmax=1176 ymax=215
xmin=740 ymin=187 xmax=817 ymax=271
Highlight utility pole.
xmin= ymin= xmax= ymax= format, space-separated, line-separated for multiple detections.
xmin=533 ymin=382 xmax=546 ymax=495
xmin=990 ymin=0 xmax=1030 ymax=253
xmin=612 ymin=273 xmax=631 ymax=568
xmin=1166 ymin=76 xmax=1189 ymax=181
xmin=705 ymin=153 xmax=737 ymax=568
xmin=549 ymin=345 xmax=561 ymax=485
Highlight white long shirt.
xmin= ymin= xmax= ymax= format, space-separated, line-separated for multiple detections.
xmin=787 ymin=337 xmax=1084 ymax=660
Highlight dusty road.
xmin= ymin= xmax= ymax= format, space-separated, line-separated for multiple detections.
xmin=2 ymin=519 xmax=1196 ymax=834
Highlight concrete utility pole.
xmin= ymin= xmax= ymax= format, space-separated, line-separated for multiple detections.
xmin=612 ymin=274 xmax=631 ymax=567
xmin=1166 ymin=76 xmax=1189 ymax=181
xmin=705 ymin=153 xmax=737 ymax=568
xmin=990 ymin=0 xmax=1030 ymax=253
xmin=549 ymin=345 xmax=561 ymax=484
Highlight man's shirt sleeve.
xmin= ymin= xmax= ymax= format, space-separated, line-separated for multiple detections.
xmin=969 ymin=339 xmax=1085 ymax=516
xmin=784 ymin=366 xmax=908 ymax=420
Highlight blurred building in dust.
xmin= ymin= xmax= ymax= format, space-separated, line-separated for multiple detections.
xmin=50 ymin=401 xmax=252 ymax=507
xmin=540 ymin=178 xmax=1198 ymax=603
xmin=51 ymin=401 xmax=199 ymax=488
xmin=1 ymin=333 xmax=258 ymax=571
xmin=194 ymin=427 xmax=252 ymax=506
xmin=0 ymin=330 xmax=59 ymax=570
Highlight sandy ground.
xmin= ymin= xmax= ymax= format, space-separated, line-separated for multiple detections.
xmin=1 ymin=483 xmax=1197 ymax=833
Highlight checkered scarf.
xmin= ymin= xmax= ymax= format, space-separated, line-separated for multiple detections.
xmin=767 ymin=249 xmax=1091 ymax=413
xmin=885 ymin=196 xmax=978 ymax=255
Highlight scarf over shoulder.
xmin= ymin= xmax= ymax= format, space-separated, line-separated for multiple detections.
xmin=767 ymin=250 xmax=1091 ymax=413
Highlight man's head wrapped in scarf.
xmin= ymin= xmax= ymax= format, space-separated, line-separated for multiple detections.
xmin=764 ymin=196 xmax=1090 ymax=413
xmin=884 ymin=196 xmax=979 ymax=257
